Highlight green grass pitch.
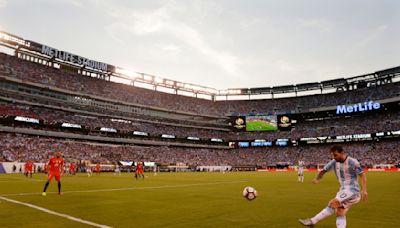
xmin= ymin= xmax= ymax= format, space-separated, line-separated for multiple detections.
xmin=0 ymin=172 xmax=399 ymax=227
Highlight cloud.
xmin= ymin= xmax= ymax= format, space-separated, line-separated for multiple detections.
xmin=296 ymin=18 xmax=333 ymax=33
xmin=164 ymin=21 xmax=239 ymax=76
xmin=239 ymin=18 xmax=265 ymax=29
xmin=356 ymin=24 xmax=388 ymax=48
xmin=157 ymin=44 xmax=182 ymax=54
xmin=0 ymin=0 xmax=8 ymax=8
xmin=342 ymin=24 xmax=388 ymax=59
xmin=127 ymin=8 xmax=169 ymax=35
xmin=69 ymin=0 xmax=84 ymax=8
xmin=99 ymin=1 xmax=240 ymax=77
xmin=54 ymin=0 xmax=84 ymax=8
xmin=274 ymin=60 xmax=297 ymax=74
xmin=239 ymin=56 xmax=337 ymax=86
xmin=104 ymin=23 xmax=127 ymax=45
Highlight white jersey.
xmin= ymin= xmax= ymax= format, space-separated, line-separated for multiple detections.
xmin=298 ymin=161 xmax=305 ymax=174
xmin=323 ymin=156 xmax=363 ymax=193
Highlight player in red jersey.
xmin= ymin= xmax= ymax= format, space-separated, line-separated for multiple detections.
xmin=24 ymin=160 xmax=34 ymax=178
xmin=69 ymin=162 xmax=76 ymax=175
xmin=42 ymin=152 xmax=65 ymax=196
xmin=135 ymin=162 xmax=144 ymax=179
xmin=95 ymin=163 xmax=101 ymax=175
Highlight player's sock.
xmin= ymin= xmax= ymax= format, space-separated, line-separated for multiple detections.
xmin=310 ymin=206 xmax=335 ymax=224
xmin=336 ymin=216 xmax=346 ymax=228
xmin=57 ymin=182 xmax=61 ymax=194
xmin=43 ymin=181 xmax=50 ymax=192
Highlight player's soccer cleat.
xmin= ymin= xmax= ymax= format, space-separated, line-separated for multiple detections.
xmin=58 ymin=192 xmax=63 ymax=196
xmin=299 ymin=218 xmax=314 ymax=227
xmin=42 ymin=192 xmax=46 ymax=196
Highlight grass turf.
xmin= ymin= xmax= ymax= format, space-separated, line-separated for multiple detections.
xmin=0 ymin=171 xmax=399 ymax=227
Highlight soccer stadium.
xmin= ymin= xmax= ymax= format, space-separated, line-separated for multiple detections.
xmin=1 ymin=2 xmax=400 ymax=228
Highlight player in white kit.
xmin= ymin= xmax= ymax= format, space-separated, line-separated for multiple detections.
xmin=86 ymin=165 xmax=92 ymax=177
xmin=299 ymin=145 xmax=368 ymax=228
xmin=114 ymin=164 xmax=121 ymax=175
xmin=298 ymin=160 xmax=305 ymax=183
xmin=153 ymin=165 xmax=158 ymax=176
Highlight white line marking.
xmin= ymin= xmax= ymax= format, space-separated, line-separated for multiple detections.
xmin=0 ymin=196 xmax=112 ymax=228
xmin=1 ymin=180 xmax=247 ymax=197
xmin=0 ymin=177 xmax=43 ymax=182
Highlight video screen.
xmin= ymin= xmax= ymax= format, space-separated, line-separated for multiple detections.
xmin=246 ymin=115 xmax=278 ymax=132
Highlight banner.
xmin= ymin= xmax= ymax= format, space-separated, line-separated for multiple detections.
xmin=0 ymin=31 xmax=116 ymax=72
xmin=277 ymin=115 xmax=292 ymax=131
xmin=230 ymin=116 xmax=246 ymax=131
xmin=40 ymin=45 xmax=108 ymax=71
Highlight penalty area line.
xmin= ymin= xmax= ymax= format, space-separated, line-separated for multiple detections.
xmin=0 ymin=177 xmax=43 ymax=182
xmin=1 ymin=180 xmax=247 ymax=197
xmin=66 ymin=180 xmax=248 ymax=194
xmin=0 ymin=196 xmax=112 ymax=228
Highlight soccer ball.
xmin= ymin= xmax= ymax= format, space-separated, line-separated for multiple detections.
xmin=243 ymin=186 xmax=258 ymax=201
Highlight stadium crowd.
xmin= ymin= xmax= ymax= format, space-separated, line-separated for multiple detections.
xmin=1 ymin=133 xmax=399 ymax=168
xmin=1 ymin=53 xmax=399 ymax=116
xmin=1 ymin=101 xmax=398 ymax=142
xmin=1 ymin=53 xmax=400 ymax=170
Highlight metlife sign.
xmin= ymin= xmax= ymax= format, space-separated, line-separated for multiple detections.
xmin=41 ymin=45 xmax=108 ymax=71
xmin=336 ymin=101 xmax=381 ymax=114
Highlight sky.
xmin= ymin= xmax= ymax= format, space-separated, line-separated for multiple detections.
xmin=0 ymin=0 xmax=399 ymax=90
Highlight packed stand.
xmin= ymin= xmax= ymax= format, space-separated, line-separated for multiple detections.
xmin=1 ymin=101 xmax=399 ymax=143
xmin=1 ymin=53 xmax=399 ymax=116
xmin=1 ymin=133 xmax=399 ymax=168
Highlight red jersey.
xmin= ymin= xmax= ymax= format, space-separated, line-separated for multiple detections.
xmin=69 ymin=163 xmax=76 ymax=171
xmin=25 ymin=161 xmax=34 ymax=172
xmin=136 ymin=163 xmax=144 ymax=171
xmin=96 ymin=164 xmax=100 ymax=172
xmin=48 ymin=157 xmax=65 ymax=174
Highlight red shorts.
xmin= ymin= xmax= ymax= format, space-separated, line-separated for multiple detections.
xmin=47 ymin=172 xmax=61 ymax=182
xmin=136 ymin=170 xmax=144 ymax=174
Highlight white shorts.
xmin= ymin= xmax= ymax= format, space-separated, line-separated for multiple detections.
xmin=298 ymin=168 xmax=304 ymax=175
xmin=335 ymin=190 xmax=361 ymax=209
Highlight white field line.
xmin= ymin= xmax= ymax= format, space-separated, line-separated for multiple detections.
xmin=0 ymin=176 xmax=43 ymax=182
xmin=1 ymin=180 xmax=247 ymax=197
xmin=0 ymin=196 xmax=112 ymax=228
